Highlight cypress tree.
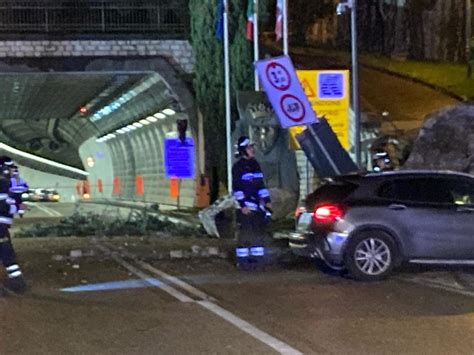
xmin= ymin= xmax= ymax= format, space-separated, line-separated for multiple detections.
xmin=189 ymin=0 xmax=254 ymax=200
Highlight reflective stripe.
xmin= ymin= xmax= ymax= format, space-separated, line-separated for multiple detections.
xmin=236 ymin=247 xmax=250 ymax=257
xmin=9 ymin=205 xmax=17 ymax=215
xmin=233 ymin=191 xmax=245 ymax=200
xmin=250 ymin=246 xmax=265 ymax=256
xmin=0 ymin=238 xmax=8 ymax=243
xmin=0 ymin=193 xmax=8 ymax=200
xmin=253 ymin=172 xmax=264 ymax=179
xmin=10 ymin=187 xmax=27 ymax=193
xmin=241 ymin=173 xmax=254 ymax=181
xmin=258 ymin=188 xmax=270 ymax=198
xmin=6 ymin=197 xmax=15 ymax=205
xmin=239 ymin=138 xmax=250 ymax=147
xmin=8 ymin=270 xmax=22 ymax=278
xmin=0 ymin=216 xmax=13 ymax=225
xmin=6 ymin=264 xmax=19 ymax=272
xmin=244 ymin=201 xmax=258 ymax=210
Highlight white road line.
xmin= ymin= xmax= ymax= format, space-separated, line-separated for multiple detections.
xmin=397 ymin=276 xmax=474 ymax=298
xmin=198 ymin=301 xmax=302 ymax=355
xmin=109 ymin=252 xmax=194 ymax=303
xmin=97 ymin=242 xmax=303 ymax=355
xmin=29 ymin=203 xmax=56 ymax=217
xmin=137 ymin=260 xmax=216 ymax=302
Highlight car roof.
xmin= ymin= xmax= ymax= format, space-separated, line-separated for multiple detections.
xmin=329 ymin=170 xmax=473 ymax=183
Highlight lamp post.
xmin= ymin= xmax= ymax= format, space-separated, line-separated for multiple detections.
xmin=337 ymin=0 xmax=361 ymax=167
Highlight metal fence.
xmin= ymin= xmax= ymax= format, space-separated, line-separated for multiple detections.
xmin=0 ymin=1 xmax=189 ymax=38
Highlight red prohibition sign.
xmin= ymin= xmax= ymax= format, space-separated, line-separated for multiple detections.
xmin=265 ymin=62 xmax=291 ymax=91
xmin=280 ymin=94 xmax=306 ymax=122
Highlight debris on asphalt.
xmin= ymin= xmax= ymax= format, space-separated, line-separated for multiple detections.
xmin=72 ymin=264 xmax=80 ymax=270
xmin=70 ymin=250 xmax=83 ymax=258
xmin=170 ymin=250 xmax=184 ymax=259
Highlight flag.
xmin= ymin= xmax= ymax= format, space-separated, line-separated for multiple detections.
xmin=246 ymin=0 xmax=254 ymax=41
xmin=215 ymin=0 xmax=225 ymax=41
xmin=275 ymin=0 xmax=283 ymax=41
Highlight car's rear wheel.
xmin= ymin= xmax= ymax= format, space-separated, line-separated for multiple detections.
xmin=345 ymin=230 xmax=397 ymax=281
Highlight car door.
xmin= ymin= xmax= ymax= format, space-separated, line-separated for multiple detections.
xmin=445 ymin=177 xmax=474 ymax=259
xmin=378 ymin=177 xmax=461 ymax=259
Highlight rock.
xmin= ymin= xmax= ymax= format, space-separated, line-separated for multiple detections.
xmin=191 ymin=245 xmax=202 ymax=255
xmin=69 ymin=250 xmax=82 ymax=258
xmin=80 ymin=279 xmax=88 ymax=284
xmin=404 ymin=103 xmax=474 ymax=174
xmin=72 ymin=264 xmax=80 ymax=269
xmin=207 ymin=246 xmax=219 ymax=256
xmin=218 ymin=252 xmax=228 ymax=259
xmin=200 ymin=249 xmax=210 ymax=258
xmin=52 ymin=254 xmax=64 ymax=261
xmin=183 ymin=251 xmax=192 ymax=259
xmin=170 ymin=250 xmax=184 ymax=259
xmin=268 ymin=188 xmax=298 ymax=219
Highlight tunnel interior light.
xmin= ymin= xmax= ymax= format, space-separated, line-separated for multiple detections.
xmin=139 ymin=119 xmax=150 ymax=125
xmin=153 ymin=112 xmax=166 ymax=120
xmin=133 ymin=122 xmax=143 ymax=128
xmin=147 ymin=116 xmax=158 ymax=122
xmin=0 ymin=142 xmax=89 ymax=176
xmin=128 ymin=125 xmax=137 ymax=130
xmin=163 ymin=108 xmax=176 ymax=116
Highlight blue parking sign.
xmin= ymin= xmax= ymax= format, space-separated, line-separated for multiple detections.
xmin=317 ymin=72 xmax=344 ymax=99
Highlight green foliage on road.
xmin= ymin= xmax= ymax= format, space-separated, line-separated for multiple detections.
xmin=15 ymin=211 xmax=205 ymax=238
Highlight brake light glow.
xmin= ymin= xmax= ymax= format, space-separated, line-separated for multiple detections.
xmin=313 ymin=204 xmax=344 ymax=223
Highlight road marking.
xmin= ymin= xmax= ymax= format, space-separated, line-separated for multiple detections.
xmin=109 ymin=252 xmax=194 ymax=303
xmin=397 ymin=276 xmax=474 ymax=298
xmin=198 ymin=301 xmax=302 ymax=355
xmin=97 ymin=242 xmax=303 ymax=355
xmin=26 ymin=202 xmax=62 ymax=217
xmin=137 ymin=260 xmax=216 ymax=302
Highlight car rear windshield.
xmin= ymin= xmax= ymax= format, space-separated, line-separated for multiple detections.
xmin=305 ymin=182 xmax=357 ymax=209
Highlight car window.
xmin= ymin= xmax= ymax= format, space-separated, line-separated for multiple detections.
xmin=448 ymin=179 xmax=474 ymax=205
xmin=306 ymin=182 xmax=357 ymax=209
xmin=378 ymin=177 xmax=454 ymax=204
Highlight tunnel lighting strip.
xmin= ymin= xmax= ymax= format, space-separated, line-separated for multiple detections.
xmin=96 ymin=108 xmax=176 ymax=143
xmin=0 ymin=143 xmax=89 ymax=176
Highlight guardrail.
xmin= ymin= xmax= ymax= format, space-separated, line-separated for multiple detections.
xmin=0 ymin=0 xmax=189 ymax=38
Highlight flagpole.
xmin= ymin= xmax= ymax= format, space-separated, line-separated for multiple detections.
xmin=253 ymin=0 xmax=260 ymax=90
xmin=223 ymin=0 xmax=233 ymax=192
xmin=283 ymin=0 xmax=288 ymax=55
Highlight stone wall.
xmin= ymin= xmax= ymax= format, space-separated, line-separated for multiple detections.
xmin=0 ymin=39 xmax=195 ymax=73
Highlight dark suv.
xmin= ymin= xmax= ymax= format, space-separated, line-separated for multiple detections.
xmin=290 ymin=171 xmax=474 ymax=281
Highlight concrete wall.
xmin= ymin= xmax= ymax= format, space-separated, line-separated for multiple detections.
xmin=0 ymin=39 xmax=194 ymax=73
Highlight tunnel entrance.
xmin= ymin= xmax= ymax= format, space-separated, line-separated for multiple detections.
xmin=0 ymin=56 xmax=197 ymax=207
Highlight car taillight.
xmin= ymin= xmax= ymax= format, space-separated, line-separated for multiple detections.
xmin=313 ymin=204 xmax=344 ymax=223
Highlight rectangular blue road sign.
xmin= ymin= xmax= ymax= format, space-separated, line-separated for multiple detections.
xmin=164 ymin=138 xmax=195 ymax=179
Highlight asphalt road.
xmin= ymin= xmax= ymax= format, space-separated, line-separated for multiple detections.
xmin=1 ymin=203 xmax=473 ymax=354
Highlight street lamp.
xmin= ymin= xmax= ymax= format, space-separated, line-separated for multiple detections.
xmin=337 ymin=0 xmax=361 ymax=167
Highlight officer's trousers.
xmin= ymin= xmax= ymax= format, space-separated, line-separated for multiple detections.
xmin=236 ymin=210 xmax=266 ymax=270
xmin=0 ymin=224 xmax=20 ymax=277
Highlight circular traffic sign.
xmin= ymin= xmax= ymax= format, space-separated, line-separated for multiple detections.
xmin=280 ymin=94 xmax=305 ymax=122
xmin=265 ymin=62 xmax=291 ymax=91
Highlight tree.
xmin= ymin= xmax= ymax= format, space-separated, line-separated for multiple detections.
xmin=189 ymin=0 xmax=254 ymax=201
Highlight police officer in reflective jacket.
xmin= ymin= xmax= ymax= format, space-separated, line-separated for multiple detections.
xmin=0 ymin=156 xmax=27 ymax=294
xmin=232 ymin=136 xmax=272 ymax=271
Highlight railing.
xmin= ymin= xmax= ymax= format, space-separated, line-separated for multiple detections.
xmin=0 ymin=1 xmax=189 ymax=38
